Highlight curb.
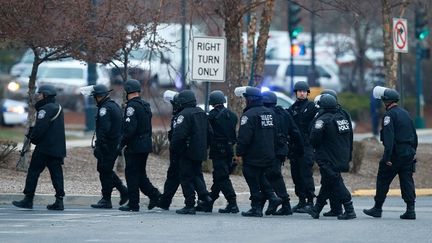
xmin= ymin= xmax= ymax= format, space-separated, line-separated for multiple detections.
xmin=352 ymin=188 xmax=432 ymax=197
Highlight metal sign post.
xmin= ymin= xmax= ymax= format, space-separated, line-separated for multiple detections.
xmin=393 ymin=18 xmax=408 ymax=107
xmin=192 ymin=36 xmax=227 ymax=111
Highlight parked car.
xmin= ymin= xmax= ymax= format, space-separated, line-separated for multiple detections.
xmin=6 ymin=60 xmax=110 ymax=111
xmin=9 ymin=49 xmax=33 ymax=77
xmin=263 ymin=59 xmax=342 ymax=93
xmin=0 ymin=98 xmax=27 ymax=126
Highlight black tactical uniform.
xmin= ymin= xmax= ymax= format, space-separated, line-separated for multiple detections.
xmin=287 ymin=81 xmax=318 ymax=212
xmin=314 ymin=89 xmax=353 ymax=217
xmin=119 ymin=80 xmax=160 ymax=212
xmin=90 ymin=85 xmax=128 ymax=209
xmin=157 ymin=91 xmax=181 ymax=210
xmin=13 ymin=85 xmax=66 ymax=211
xmin=170 ymin=90 xmax=213 ymax=215
xmin=236 ymin=87 xmax=279 ymax=217
xmin=307 ymin=94 xmax=356 ymax=220
xmin=206 ymin=90 xmax=239 ymax=214
xmin=364 ymin=88 xmax=417 ymax=220
xmin=262 ymin=91 xmax=304 ymax=216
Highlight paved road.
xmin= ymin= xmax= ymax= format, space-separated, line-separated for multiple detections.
xmin=1 ymin=197 xmax=431 ymax=243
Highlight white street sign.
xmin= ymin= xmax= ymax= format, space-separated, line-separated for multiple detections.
xmin=192 ymin=36 xmax=226 ymax=82
xmin=393 ymin=18 xmax=408 ymax=53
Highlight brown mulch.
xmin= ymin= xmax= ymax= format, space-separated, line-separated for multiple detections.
xmin=1 ymin=139 xmax=431 ymax=197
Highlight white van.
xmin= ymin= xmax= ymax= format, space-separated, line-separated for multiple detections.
xmin=263 ymin=59 xmax=342 ymax=93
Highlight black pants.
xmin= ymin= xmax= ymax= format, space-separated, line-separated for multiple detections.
xmin=179 ymin=157 xmax=209 ymax=207
xmin=210 ymin=157 xmax=236 ymax=203
xmin=315 ymin=162 xmax=351 ymax=207
xmin=159 ymin=153 xmax=181 ymax=208
xmin=375 ymin=159 xmax=416 ymax=205
xmin=243 ymin=163 xmax=269 ymax=207
xmin=124 ymin=152 xmax=160 ymax=208
xmin=265 ymin=157 xmax=289 ymax=200
xmin=96 ymin=152 xmax=124 ymax=199
xmin=290 ymin=145 xmax=315 ymax=200
xmin=24 ymin=150 xmax=65 ymax=198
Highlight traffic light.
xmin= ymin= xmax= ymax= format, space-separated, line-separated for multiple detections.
xmin=415 ymin=8 xmax=429 ymax=40
xmin=288 ymin=2 xmax=302 ymax=40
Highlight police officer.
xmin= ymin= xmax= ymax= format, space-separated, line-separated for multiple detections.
xmin=314 ymin=89 xmax=353 ymax=217
xmin=87 ymin=84 xmax=128 ymax=209
xmin=307 ymin=94 xmax=356 ymax=220
xmin=12 ymin=85 xmax=66 ymax=210
xmin=170 ymin=90 xmax=213 ymax=215
xmin=206 ymin=90 xmax=239 ymax=214
xmin=364 ymin=87 xmax=417 ymax=220
xmin=118 ymin=79 xmax=161 ymax=212
xmin=235 ymin=86 xmax=280 ymax=217
xmin=287 ymin=81 xmax=318 ymax=212
xmin=262 ymin=91 xmax=304 ymax=215
xmin=157 ymin=90 xmax=181 ymax=210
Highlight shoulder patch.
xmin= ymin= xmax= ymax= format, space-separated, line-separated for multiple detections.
xmin=37 ymin=110 xmax=46 ymax=119
xmin=240 ymin=116 xmax=248 ymax=126
xmin=176 ymin=115 xmax=184 ymax=125
xmin=383 ymin=116 xmax=391 ymax=126
xmin=99 ymin=107 xmax=107 ymax=117
xmin=314 ymin=119 xmax=324 ymax=129
xmin=126 ymin=107 xmax=135 ymax=117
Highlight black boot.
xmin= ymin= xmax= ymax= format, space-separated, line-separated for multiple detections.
xmin=323 ymin=201 xmax=342 ymax=217
xmin=12 ymin=195 xmax=34 ymax=209
xmin=292 ymin=198 xmax=307 ymax=213
xmin=119 ymin=204 xmax=139 ymax=212
xmin=241 ymin=207 xmax=263 ymax=217
xmin=91 ymin=198 xmax=112 ymax=209
xmin=363 ymin=207 xmax=382 ymax=218
xmin=265 ymin=193 xmax=282 ymax=215
xmin=307 ymin=203 xmax=325 ymax=219
xmin=176 ymin=206 xmax=196 ymax=215
xmin=273 ymin=199 xmax=293 ymax=216
xmin=338 ymin=201 xmax=356 ymax=220
xmin=218 ymin=200 xmax=239 ymax=214
xmin=118 ymin=185 xmax=128 ymax=206
xmin=156 ymin=198 xmax=170 ymax=210
xmin=296 ymin=201 xmax=313 ymax=213
xmin=148 ymin=191 xmax=161 ymax=210
xmin=47 ymin=197 xmax=64 ymax=211
xmin=195 ymin=196 xmax=214 ymax=213
xmin=400 ymin=204 xmax=416 ymax=220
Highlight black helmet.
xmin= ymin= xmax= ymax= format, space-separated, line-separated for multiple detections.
xmin=37 ymin=84 xmax=57 ymax=97
xmin=124 ymin=79 xmax=141 ymax=94
xmin=262 ymin=91 xmax=277 ymax=105
xmin=293 ymin=81 xmax=310 ymax=93
xmin=209 ymin=90 xmax=226 ymax=105
xmin=382 ymin=88 xmax=399 ymax=103
xmin=92 ymin=84 xmax=110 ymax=97
xmin=320 ymin=89 xmax=337 ymax=100
xmin=177 ymin=90 xmax=196 ymax=106
xmin=243 ymin=87 xmax=262 ymax=97
xmin=319 ymin=94 xmax=337 ymax=109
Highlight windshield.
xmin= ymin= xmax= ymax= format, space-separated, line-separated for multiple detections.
xmin=39 ymin=67 xmax=84 ymax=79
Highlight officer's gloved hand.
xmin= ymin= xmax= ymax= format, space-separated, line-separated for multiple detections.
xmin=93 ymin=147 xmax=103 ymax=160
xmin=117 ymin=145 xmax=124 ymax=157
xmin=25 ymin=126 xmax=34 ymax=139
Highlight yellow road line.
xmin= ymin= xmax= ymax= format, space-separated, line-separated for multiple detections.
xmin=352 ymin=188 xmax=432 ymax=197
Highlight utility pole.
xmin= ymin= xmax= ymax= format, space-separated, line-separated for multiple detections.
xmin=85 ymin=0 xmax=98 ymax=132
xmin=414 ymin=6 xmax=429 ymax=128
xmin=180 ymin=0 xmax=186 ymax=91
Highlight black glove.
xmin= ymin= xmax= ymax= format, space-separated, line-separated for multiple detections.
xmin=93 ymin=147 xmax=103 ymax=160
xmin=229 ymin=158 xmax=238 ymax=174
xmin=25 ymin=126 xmax=34 ymax=139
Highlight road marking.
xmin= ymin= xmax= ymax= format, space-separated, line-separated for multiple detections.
xmin=353 ymin=188 xmax=432 ymax=197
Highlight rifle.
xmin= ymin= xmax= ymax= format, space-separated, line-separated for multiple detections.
xmin=16 ymin=126 xmax=33 ymax=168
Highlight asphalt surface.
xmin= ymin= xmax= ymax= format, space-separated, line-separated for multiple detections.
xmin=0 ymin=197 xmax=431 ymax=243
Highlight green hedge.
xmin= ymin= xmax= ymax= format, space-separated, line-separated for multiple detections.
xmin=337 ymin=92 xmax=370 ymax=121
